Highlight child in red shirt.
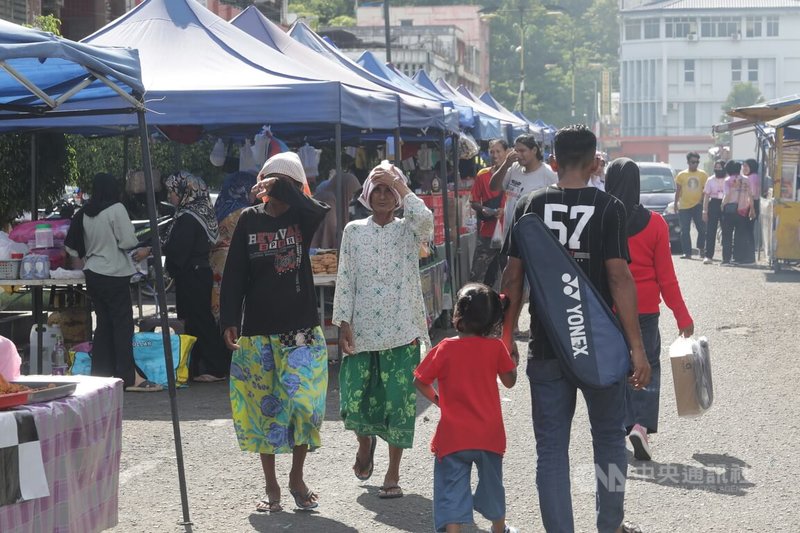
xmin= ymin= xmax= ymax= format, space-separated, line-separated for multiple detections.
xmin=414 ymin=283 xmax=519 ymax=533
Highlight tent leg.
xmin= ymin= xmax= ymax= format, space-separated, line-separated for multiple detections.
xmin=451 ymin=133 xmax=461 ymax=288
xmin=122 ymin=134 xmax=130 ymax=182
xmin=335 ymin=123 xmax=343 ymax=244
xmin=440 ymin=130 xmax=454 ymax=316
xmin=137 ymin=110 xmax=192 ymax=526
xmin=393 ymin=128 xmax=401 ymax=164
xmin=30 ymin=133 xmax=45 ymax=374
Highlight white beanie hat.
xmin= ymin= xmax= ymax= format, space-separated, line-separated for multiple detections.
xmin=259 ymin=152 xmax=307 ymax=185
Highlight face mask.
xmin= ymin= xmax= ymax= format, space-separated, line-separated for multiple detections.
xmin=714 ymin=169 xmax=726 ymax=178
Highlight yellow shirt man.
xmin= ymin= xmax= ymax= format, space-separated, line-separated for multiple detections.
xmin=675 ymin=169 xmax=708 ymax=210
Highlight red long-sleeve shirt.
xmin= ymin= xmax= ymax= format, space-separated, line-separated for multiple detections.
xmin=629 ymin=213 xmax=693 ymax=329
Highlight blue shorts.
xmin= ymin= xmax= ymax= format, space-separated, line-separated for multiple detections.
xmin=433 ymin=450 xmax=505 ymax=532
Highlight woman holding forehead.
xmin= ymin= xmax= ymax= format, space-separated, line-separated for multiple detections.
xmin=333 ymin=161 xmax=434 ymax=499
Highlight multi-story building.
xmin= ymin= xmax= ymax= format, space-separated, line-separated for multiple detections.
xmin=320 ymin=5 xmax=490 ymax=93
xmin=617 ymin=0 xmax=800 ymax=168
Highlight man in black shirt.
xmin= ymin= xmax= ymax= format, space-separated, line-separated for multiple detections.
xmin=501 ymin=125 xmax=650 ymax=533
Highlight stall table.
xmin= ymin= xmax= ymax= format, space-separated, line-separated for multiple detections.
xmin=0 ymin=279 xmax=89 ymax=373
xmin=0 ymin=375 xmax=123 ymax=533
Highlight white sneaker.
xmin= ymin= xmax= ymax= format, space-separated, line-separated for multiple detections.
xmin=703 ymin=257 xmax=711 ymax=265
xmin=629 ymin=424 xmax=651 ymax=461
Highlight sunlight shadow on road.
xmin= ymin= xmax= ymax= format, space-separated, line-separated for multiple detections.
xmin=764 ymin=269 xmax=800 ymax=283
xmin=356 ymin=488 xmax=433 ymax=532
xmin=628 ymin=452 xmax=754 ymax=496
xmin=248 ymin=511 xmax=358 ymax=532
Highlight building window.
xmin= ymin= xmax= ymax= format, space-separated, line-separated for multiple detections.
xmin=643 ymin=18 xmax=660 ymax=39
xmin=731 ymin=59 xmax=742 ymax=82
xmin=745 ymin=16 xmax=762 ymax=38
xmin=684 ymin=60 xmax=695 ymax=83
xmin=701 ymin=16 xmax=741 ymax=38
xmin=748 ymin=59 xmax=758 ymax=82
xmin=684 ymin=102 xmax=696 ymax=130
xmin=625 ymin=19 xmax=641 ymax=40
xmin=766 ymin=16 xmax=779 ymax=37
xmin=400 ymin=19 xmax=413 ymax=27
xmin=665 ymin=17 xmax=695 ymax=38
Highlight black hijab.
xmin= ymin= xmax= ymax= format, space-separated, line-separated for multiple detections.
xmin=83 ymin=173 xmax=120 ymax=217
xmin=605 ymin=158 xmax=651 ymax=237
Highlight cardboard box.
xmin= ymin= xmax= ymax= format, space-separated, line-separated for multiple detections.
xmin=669 ymin=337 xmax=714 ymax=418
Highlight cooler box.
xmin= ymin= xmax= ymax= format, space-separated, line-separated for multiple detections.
xmin=669 ymin=336 xmax=714 ymax=418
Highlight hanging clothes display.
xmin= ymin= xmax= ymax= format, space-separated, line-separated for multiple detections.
xmin=251 ymin=126 xmax=288 ymax=168
xmin=417 ymin=143 xmax=433 ymax=171
xmin=298 ymin=142 xmax=322 ymax=179
xmin=239 ymin=139 xmax=256 ymax=172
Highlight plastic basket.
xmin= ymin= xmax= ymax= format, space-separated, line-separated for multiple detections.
xmin=0 ymin=259 xmax=21 ymax=279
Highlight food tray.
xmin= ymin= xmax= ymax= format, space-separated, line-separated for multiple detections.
xmin=0 ymin=390 xmax=30 ymax=410
xmin=12 ymin=381 xmax=78 ymax=404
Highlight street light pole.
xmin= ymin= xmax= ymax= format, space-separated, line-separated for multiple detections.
xmin=383 ymin=0 xmax=391 ymax=63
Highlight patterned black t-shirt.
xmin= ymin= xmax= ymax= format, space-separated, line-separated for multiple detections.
xmin=505 ymin=185 xmax=629 ymax=360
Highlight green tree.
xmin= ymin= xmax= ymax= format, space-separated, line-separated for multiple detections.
xmin=717 ymin=83 xmax=764 ymax=144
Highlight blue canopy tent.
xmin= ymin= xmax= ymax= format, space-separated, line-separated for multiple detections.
xmin=354 ymin=51 xmax=459 ymax=133
xmin=433 ymin=77 xmax=504 ymax=141
xmin=230 ymin=6 xmax=405 ymax=133
xmin=512 ymin=110 xmax=546 ymax=141
xmin=412 ymin=69 xmax=475 ymax=130
xmin=286 ymin=21 xmax=450 ymax=132
xmin=455 ymin=84 xmax=527 ymax=141
xmin=0 ymin=19 xmax=192 ymax=525
xmin=478 ymin=91 xmax=530 ymax=139
xmin=76 ymin=0 xmax=441 ymax=134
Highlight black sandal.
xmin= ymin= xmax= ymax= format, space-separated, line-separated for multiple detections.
xmin=353 ymin=436 xmax=377 ymax=481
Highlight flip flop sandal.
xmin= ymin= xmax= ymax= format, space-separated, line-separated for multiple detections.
xmin=353 ymin=436 xmax=377 ymax=481
xmin=255 ymin=499 xmax=282 ymax=513
xmin=289 ymin=488 xmax=319 ymax=510
xmin=193 ymin=374 xmax=226 ymax=383
xmin=378 ymin=485 xmax=403 ymax=499
xmin=125 ymin=380 xmax=163 ymax=392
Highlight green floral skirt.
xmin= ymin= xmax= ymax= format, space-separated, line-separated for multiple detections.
xmin=229 ymin=327 xmax=328 ymax=454
xmin=339 ymin=342 xmax=420 ymax=449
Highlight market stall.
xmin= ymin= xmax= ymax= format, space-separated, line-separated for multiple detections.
xmin=0 ymin=18 xmax=188 ymax=528
xmin=729 ymin=97 xmax=800 ymax=272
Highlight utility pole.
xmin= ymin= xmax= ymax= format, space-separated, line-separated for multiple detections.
xmin=383 ymin=0 xmax=391 ymax=63
xmin=517 ymin=2 xmax=525 ymax=113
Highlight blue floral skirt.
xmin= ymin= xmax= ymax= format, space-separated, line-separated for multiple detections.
xmin=230 ymin=327 xmax=328 ymax=454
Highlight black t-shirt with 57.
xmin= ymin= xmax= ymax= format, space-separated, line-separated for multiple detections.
xmin=505 ymin=185 xmax=629 ymax=360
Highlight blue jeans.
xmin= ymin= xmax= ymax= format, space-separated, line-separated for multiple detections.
xmin=527 ymin=358 xmax=627 ymax=533
xmin=624 ymin=313 xmax=661 ymax=433
xmin=679 ymin=204 xmax=705 ymax=256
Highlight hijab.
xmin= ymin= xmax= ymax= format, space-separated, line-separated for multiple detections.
xmin=165 ymin=171 xmax=219 ymax=244
xmin=214 ymin=171 xmax=256 ymax=222
xmin=83 ymin=173 xmax=120 ymax=217
xmin=604 ymin=158 xmax=651 ymax=237
xmin=358 ymin=161 xmax=405 ymax=210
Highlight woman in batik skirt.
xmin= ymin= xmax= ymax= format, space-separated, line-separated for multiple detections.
xmin=333 ymin=161 xmax=434 ymax=499
xmin=220 ymin=152 xmax=330 ymax=513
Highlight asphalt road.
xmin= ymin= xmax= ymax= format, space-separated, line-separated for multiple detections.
xmin=112 ymin=258 xmax=800 ymax=533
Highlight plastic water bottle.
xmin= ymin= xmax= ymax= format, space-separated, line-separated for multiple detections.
xmin=51 ymin=335 xmax=68 ymax=376
xmin=35 ymin=223 xmax=54 ymax=248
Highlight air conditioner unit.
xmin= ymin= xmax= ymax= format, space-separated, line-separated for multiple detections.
xmin=687 ymin=33 xmax=697 ymax=42
xmin=731 ymin=32 xmax=741 ymax=41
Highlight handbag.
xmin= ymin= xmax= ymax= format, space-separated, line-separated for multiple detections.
xmin=723 ymin=202 xmax=738 ymax=214
xmin=512 ymin=213 xmax=631 ymax=388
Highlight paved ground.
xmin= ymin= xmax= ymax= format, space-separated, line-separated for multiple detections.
xmin=112 ymin=257 xmax=800 ymax=533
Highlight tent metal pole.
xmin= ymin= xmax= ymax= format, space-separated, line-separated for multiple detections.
xmin=439 ymin=129 xmax=454 ymax=315
xmin=122 ymin=134 xmax=129 ymax=182
xmin=451 ymin=133 xmax=461 ymax=288
xmin=30 ymin=133 xmax=44 ymax=374
xmin=393 ymin=128 xmax=401 ymax=164
xmin=335 ymin=123 xmax=343 ymax=245
xmin=136 ymin=110 xmax=192 ymax=526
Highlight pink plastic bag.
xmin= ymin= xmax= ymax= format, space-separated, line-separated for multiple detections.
xmin=9 ymin=219 xmax=71 ymax=244
xmin=0 ymin=335 xmax=22 ymax=380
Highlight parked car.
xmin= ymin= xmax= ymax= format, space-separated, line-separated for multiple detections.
xmin=636 ymin=162 xmax=681 ymax=248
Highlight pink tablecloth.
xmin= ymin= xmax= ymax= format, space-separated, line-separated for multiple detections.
xmin=0 ymin=376 xmax=123 ymax=533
